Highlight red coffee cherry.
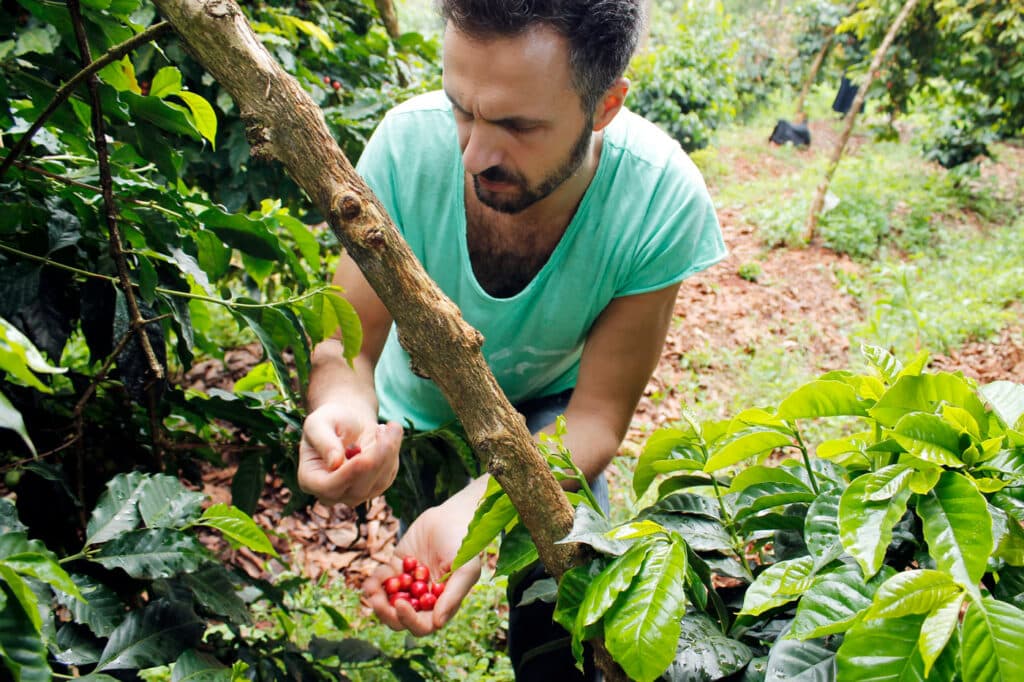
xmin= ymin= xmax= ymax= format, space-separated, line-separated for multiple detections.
xmin=431 ymin=582 xmax=445 ymax=597
xmin=402 ymin=556 xmax=418 ymax=574
xmin=344 ymin=443 xmax=362 ymax=458
xmin=410 ymin=580 xmax=428 ymax=598
xmin=418 ymin=592 xmax=437 ymax=611
xmin=398 ymin=573 xmax=413 ymax=591
xmin=383 ymin=577 xmax=401 ymax=595
xmin=412 ymin=565 xmax=430 ymax=583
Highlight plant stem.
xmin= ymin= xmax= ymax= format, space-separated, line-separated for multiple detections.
xmin=0 ymin=243 xmax=329 ymax=309
xmin=792 ymin=427 xmax=820 ymax=494
xmin=0 ymin=21 xmax=171 ymax=178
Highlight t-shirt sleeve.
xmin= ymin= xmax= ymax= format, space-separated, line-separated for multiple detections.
xmin=617 ymin=155 xmax=727 ymax=296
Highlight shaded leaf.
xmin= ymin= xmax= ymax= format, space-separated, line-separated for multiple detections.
xmin=661 ymin=612 xmax=752 ymax=681
xmin=0 ymin=582 xmax=49 ymax=682
xmin=765 ymin=631 xmax=837 ymax=682
xmin=960 ymin=597 xmax=1024 ymax=681
xmin=86 ymin=471 xmax=148 ymax=546
xmin=139 ymin=474 xmax=205 ymax=529
xmin=97 ymin=599 xmax=203 ymax=670
xmin=835 ymin=613 xmax=927 ymax=682
xmin=790 ymin=564 xmax=894 ymax=640
xmin=93 ymin=528 xmax=210 ymax=579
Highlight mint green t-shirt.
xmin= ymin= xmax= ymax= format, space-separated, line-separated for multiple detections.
xmin=356 ymin=91 xmax=726 ymax=430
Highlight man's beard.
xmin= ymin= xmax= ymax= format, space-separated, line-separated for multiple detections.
xmin=472 ymin=122 xmax=593 ymax=214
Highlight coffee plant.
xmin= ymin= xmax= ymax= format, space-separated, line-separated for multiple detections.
xmin=463 ymin=345 xmax=1024 ymax=681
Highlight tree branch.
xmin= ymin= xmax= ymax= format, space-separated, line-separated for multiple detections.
xmin=0 ymin=21 xmax=171 ymax=179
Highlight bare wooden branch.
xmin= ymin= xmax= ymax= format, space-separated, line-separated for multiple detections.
xmin=794 ymin=33 xmax=834 ymax=124
xmin=805 ymin=0 xmax=921 ymax=242
xmin=373 ymin=0 xmax=401 ymax=40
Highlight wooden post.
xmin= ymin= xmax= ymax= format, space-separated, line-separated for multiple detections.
xmin=804 ymin=0 xmax=921 ymax=243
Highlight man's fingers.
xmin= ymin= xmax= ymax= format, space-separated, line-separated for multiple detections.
xmin=433 ymin=561 xmax=479 ymax=628
xmin=301 ymin=415 xmax=344 ymax=466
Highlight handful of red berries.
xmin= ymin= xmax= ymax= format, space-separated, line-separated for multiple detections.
xmin=383 ymin=556 xmax=445 ymax=611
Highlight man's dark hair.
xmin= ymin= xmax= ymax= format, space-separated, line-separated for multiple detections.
xmin=437 ymin=0 xmax=644 ymax=113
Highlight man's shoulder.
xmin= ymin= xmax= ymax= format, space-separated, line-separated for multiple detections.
xmin=605 ymin=108 xmax=697 ymax=176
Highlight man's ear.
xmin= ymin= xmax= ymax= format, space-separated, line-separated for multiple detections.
xmin=592 ymin=77 xmax=629 ymax=132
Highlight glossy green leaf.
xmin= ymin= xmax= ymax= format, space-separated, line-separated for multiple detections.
xmin=839 ymin=473 xmax=913 ymax=578
xmin=908 ymin=465 xmax=942 ymax=495
xmin=0 ymin=582 xmax=49 ymax=682
xmin=552 ymin=563 xmax=596 ymax=633
xmin=1 ymin=549 xmax=81 ymax=600
xmin=765 ymin=631 xmax=837 ymax=682
xmin=729 ymin=463 xmax=808 ymax=493
xmin=862 ymin=464 xmax=914 ymax=501
xmin=866 ymin=570 xmax=962 ymax=620
xmin=85 ymin=471 xmax=148 ymax=545
xmin=862 ymin=344 xmax=904 ymax=384
xmin=741 ymin=556 xmax=816 ymax=616
xmin=559 ymin=503 xmax=630 ymax=555
xmin=892 ymin=413 xmax=966 ymax=467
xmin=804 ymin=490 xmax=841 ymax=557
xmin=126 ymin=92 xmax=203 ymax=140
xmin=918 ymin=471 xmax=993 ymax=590
xmin=171 ymin=649 xmax=230 ymax=681
xmin=633 ymin=427 xmax=703 ymax=497
xmin=198 ymin=504 xmax=277 ymax=557
xmin=704 ymin=427 xmax=792 ymax=472
xmin=990 ymin=503 xmax=1024 ymax=566
xmin=199 ymin=209 xmax=283 ymax=261
xmin=790 ymin=564 xmax=894 ymax=640
xmin=182 ymin=566 xmax=250 ymax=624
xmin=171 ymin=91 xmax=217 ymax=148
xmin=640 ymin=492 xmax=722 ymax=520
xmin=918 ymin=593 xmax=963 ymax=677
xmin=452 ymin=491 xmax=515 ymax=572
xmin=56 ymin=574 xmax=125 ymax=637
xmin=0 ymin=565 xmax=41 ymax=633
xmin=0 ymin=390 xmax=35 ymax=455
xmin=733 ymin=482 xmax=816 ymax=521
xmin=93 ymin=528 xmax=210 ymax=579
xmin=870 ymin=373 xmax=987 ymax=429
xmin=777 ymin=379 xmax=870 ymax=419
xmin=814 ymin=432 xmax=874 ymax=464
xmin=54 ymin=622 xmax=103 ymax=666
xmin=604 ymin=539 xmax=689 ymax=682
xmin=138 ymin=474 xmax=205 ymax=529
xmin=661 ymin=612 xmax=752 ymax=681
xmin=576 ymin=540 xmax=651 ymax=630
xmin=981 ymin=381 xmax=1024 ymax=430
xmin=644 ymin=513 xmax=733 ymax=552
xmin=835 ymin=613 xmax=927 ymax=682
xmin=317 ymin=290 xmax=363 ymax=366
xmin=960 ymin=597 xmax=1024 ymax=681
xmin=97 ymin=599 xmax=204 ymax=671
xmin=149 ymin=66 xmax=182 ymax=98
xmin=495 ymin=522 xmax=538 ymax=577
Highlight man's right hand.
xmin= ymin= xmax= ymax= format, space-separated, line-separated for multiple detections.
xmin=298 ymin=403 xmax=403 ymax=507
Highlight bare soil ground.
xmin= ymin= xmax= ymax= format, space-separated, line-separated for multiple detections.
xmin=193 ymin=132 xmax=1024 ymax=586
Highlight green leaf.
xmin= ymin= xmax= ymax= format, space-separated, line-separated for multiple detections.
xmin=862 ymin=464 xmax=914 ymax=501
xmin=277 ymin=13 xmax=336 ymax=50
xmin=126 ymin=92 xmax=203 ymax=141
xmin=199 ymin=504 xmax=277 ymax=556
xmin=97 ymin=599 xmax=204 ymax=671
xmin=557 ymin=503 xmax=628 ymax=555
xmin=495 ymin=523 xmax=538 ymax=577
xmin=633 ymin=427 xmax=702 ymax=497
xmin=149 ymin=66 xmax=182 ymax=98
xmin=960 ymin=597 xmax=1024 ymax=681
xmin=86 ymin=471 xmax=148 ymax=546
xmin=182 ymin=567 xmax=250 ymax=625
xmin=891 ymin=413 xmax=966 ymax=467
xmin=835 ymin=613 xmax=927 ymax=682
xmin=643 ymin=513 xmax=733 ymax=553
xmin=866 ymin=570 xmax=962 ymax=620
xmin=0 ymin=582 xmax=49 ymax=682
xmin=919 ymin=593 xmax=964 ymax=677
xmin=199 ymin=209 xmax=284 ymax=261
xmin=733 ymin=482 xmax=816 ymax=521
xmin=231 ymin=453 xmax=263 ymax=516
xmin=321 ymin=290 xmax=362 ymax=366
xmin=1 ymin=550 xmax=82 ymax=600
xmin=870 ymin=373 xmax=987 ymax=429
xmin=452 ymin=490 xmax=516 ymax=572
xmin=704 ymin=427 xmax=793 ymax=472
xmin=729 ymin=463 xmax=809 ymax=493
xmin=552 ymin=563 xmax=597 ymax=633
xmin=804 ymin=490 xmax=841 ymax=557
xmin=765 ymin=631 xmax=838 ymax=681
xmin=575 ymin=540 xmax=651 ymax=631
xmin=92 ymin=528 xmax=210 ymax=579
xmin=56 ymin=574 xmax=125 ymax=637
xmin=777 ymin=379 xmax=870 ymax=419
xmin=862 ymin=344 xmax=904 ymax=384
xmin=171 ymin=91 xmax=217 ymax=148
xmin=0 ymin=565 xmax=41 ymax=633
xmin=661 ymin=612 xmax=752 ymax=681
xmin=839 ymin=473 xmax=913 ymax=578
xmin=981 ymin=381 xmax=1024 ymax=430
xmin=917 ymin=471 xmax=993 ymax=591
xmin=639 ymin=492 xmax=722 ymax=520
xmin=741 ymin=556 xmax=816 ymax=616
xmin=0 ymin=390 xmax=36 ymax=456
xmin=604 ymin=539 xmax=690 ymax=682
xmin=790 ymin=564 xmax=894 ymax=640
xmin=138 ymin=474 xmax=205 ymax=529
xmin=172 ymin=649 xmax=230 ymax=681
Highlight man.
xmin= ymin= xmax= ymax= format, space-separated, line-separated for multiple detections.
xmin=298 ymin=1 xmax=726 ymax=678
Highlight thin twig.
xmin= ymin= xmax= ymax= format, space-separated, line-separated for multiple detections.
xmin=68 ymin=0 xmax=165 ymax=383
xmin=0 ymin=21 xmax=171 ymax=179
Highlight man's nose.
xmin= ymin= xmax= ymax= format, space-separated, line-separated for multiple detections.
xmin=460 ymin=122 xmax=504 ymax=176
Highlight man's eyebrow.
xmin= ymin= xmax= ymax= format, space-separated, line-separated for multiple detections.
xmin=444 ymin=90 xmax=545 ymax=128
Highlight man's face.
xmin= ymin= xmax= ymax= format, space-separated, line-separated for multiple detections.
xmin=442 ymin=24 xmax=594 ymax=214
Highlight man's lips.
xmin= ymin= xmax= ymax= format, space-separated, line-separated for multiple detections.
xmin=476 ymin=175 xmax=516 ymax=192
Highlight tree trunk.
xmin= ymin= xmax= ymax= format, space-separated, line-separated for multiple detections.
xmin=373 ymin=0 xmax=401 ymax=40
xmin=150 ymin=0 xmax=627 ymax=678
xmin=794 ymin=33 xmax=833 ymax=124
xmin=804 ymin=0 xmax=921 ymax=242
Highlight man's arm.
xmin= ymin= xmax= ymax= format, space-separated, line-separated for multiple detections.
xmin=297 ymin=253 xmax=403 ymax=507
